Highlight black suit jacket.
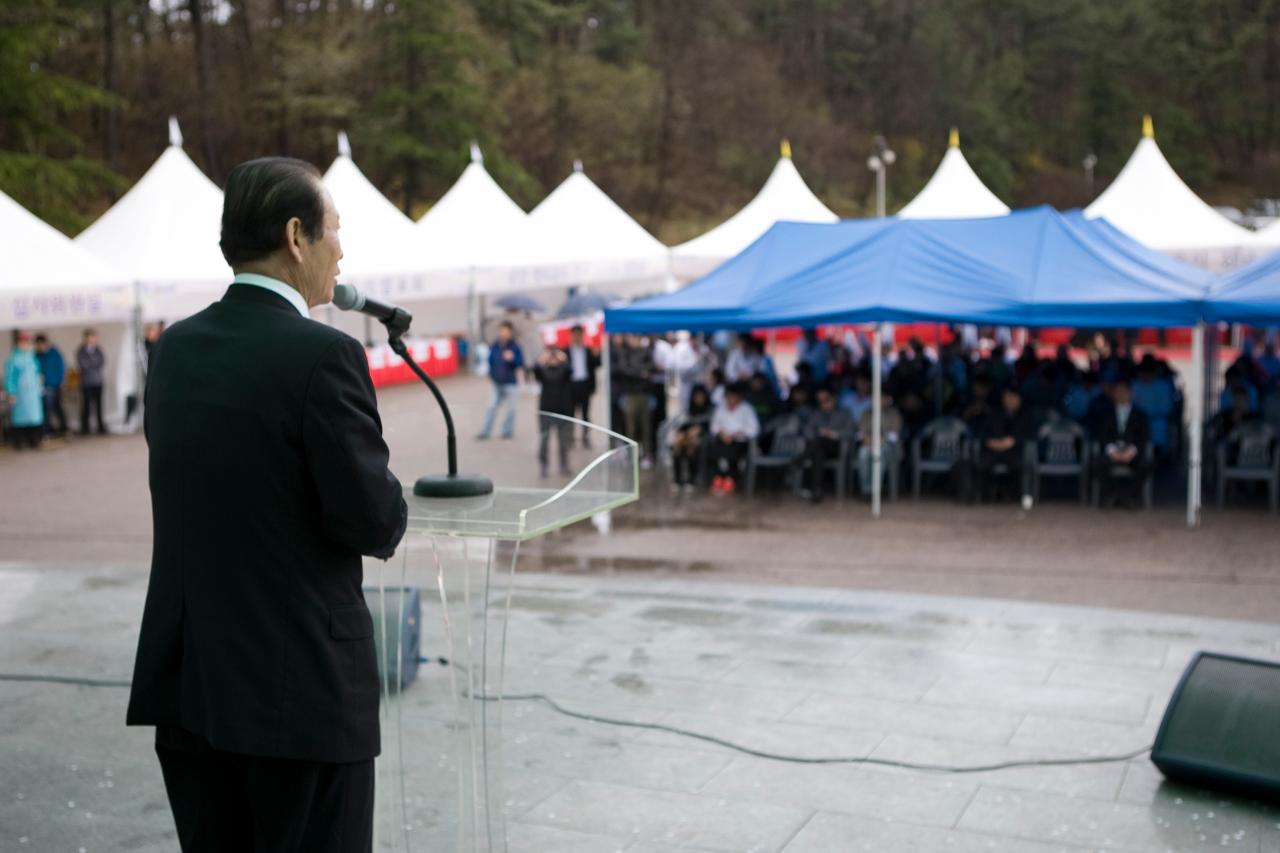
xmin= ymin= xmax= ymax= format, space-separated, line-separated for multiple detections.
xmin=126 ymin=284 xmax=407 ymax=763
xmin=1096 ymin=402 xmax=1151 ymax=450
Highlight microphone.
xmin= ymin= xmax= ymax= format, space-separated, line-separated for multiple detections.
xmin=333 ymin=283 xmax=412 ymax=337
xmin=332 ymin=284 xmax=493 ymax=499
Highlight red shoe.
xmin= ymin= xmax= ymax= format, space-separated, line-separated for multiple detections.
xmin=722 ymin=477 xmax=736 ymax=495
xmin=710 ymin=476 xmax=726 ymax=496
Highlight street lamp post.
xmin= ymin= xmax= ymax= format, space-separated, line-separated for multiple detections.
xmin=866 ymin=135 xmax=896 ymax=218
xmin=1083 ymin=153 xmax=1098 ymax=196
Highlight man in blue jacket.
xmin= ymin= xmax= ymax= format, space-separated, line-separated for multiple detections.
xmin=34 ymin=334 xmax=67 ymax=436
xmin=478 ymin=320 xmax=524 ymax=440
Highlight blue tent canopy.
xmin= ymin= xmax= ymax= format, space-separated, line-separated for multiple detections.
xmin=606 ymin=207 xmax=1211 ymax=332
xmin=1204 ymin=247 xmax=1280 ymax=323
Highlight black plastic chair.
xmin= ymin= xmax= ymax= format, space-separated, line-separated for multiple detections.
xmin=1215 ymin=421 xmax=1280 ymax=513
xmin=1030 ymin=419 xmax=1090 ymax=504
xmin=1090 ymin=442 xmax=1154 ymax=509
xmin=911 ymin=417 xmax=973 ymax=499
xmin=746 ymin=417 xmax=807 ymax=497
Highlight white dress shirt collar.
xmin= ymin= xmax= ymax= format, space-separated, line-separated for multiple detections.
xmin=233 ymin=273 xmax=310 ymax=317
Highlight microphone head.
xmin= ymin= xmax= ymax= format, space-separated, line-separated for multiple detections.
xmin=332 ymin=283 xmax=362 ymax=311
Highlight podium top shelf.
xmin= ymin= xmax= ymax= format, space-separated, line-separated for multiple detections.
xmin=404 ymin=485 xmax=636 ymax=541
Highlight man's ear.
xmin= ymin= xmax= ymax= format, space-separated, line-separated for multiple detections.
xmin=284 ymin=216 xmax=305 ymax=264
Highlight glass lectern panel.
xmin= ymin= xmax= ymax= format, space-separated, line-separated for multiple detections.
xmin=371 ymin=415 xmax=638 ymax=852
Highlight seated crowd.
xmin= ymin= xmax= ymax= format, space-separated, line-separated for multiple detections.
xmin=610 ymin=328 xmax=1280 ymax=507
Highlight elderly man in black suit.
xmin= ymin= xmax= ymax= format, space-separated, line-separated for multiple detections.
xmin=127 ymin=157 xmax=407 ymax=853
xmin=1092 ymin=376 xmax=1152 ymax=508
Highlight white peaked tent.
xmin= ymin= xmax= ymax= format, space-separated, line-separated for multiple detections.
xmin=672 ymin=141 xmax=838 ymax=280
xmin=1086 ymin=116 xmax=1261 ymax=271
xmin=417 ymin=142 xmax=527 ymax=275
xmin=491 ymin=160 xmax=670 ymax=295
xmin=76 ymin=117 xmax=229 ymax=320
xmin=897 ymin=129 xmax=1010 ymax=220
xmin=4 ymin=190 xmax=137 ymax=424
xmin=323 ymin=132 xmax=430 ymax=303
xmin=1 ymin=190 xmax=131 ymax=329
xmin=1256 ymin=218 xmax=1280 ymax=247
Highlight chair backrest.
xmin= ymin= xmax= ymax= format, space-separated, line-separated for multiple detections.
xmin=1230 ymin=421 xmax=1277 ymax=469
xmin=920 ymin=417 xmax=970 ymax=462
xmin=760 ymin=414 xmax=806 ymax=458
xmin=1039 ymin=419 xmax=1085 ymax=465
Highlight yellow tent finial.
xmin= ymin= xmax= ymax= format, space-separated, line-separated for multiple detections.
xmin=948 ymin=127 xmax=960 ymax=148
xmin=780 ymin=138 xmax=792 ymax=159
xmin=1142 ymin=114 xmax=1154 ymax=139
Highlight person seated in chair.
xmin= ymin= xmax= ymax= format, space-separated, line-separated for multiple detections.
xmin=857 ymin=391 xmax=903 ymax=498
xmin=708 ymin=382 xmax=759 ymax=496
xmin=1207 ymin=385 xmax=1260 ymax=461
xmin=975 ymin=386 xmax=1038 ymax=501
xmin=801 ymin=384 xmax=856 ymax=502
xmin=670 ymin=384 xmax=713 ymax=492
xmin=1092 ymin=377 xmax=1152 ymax=509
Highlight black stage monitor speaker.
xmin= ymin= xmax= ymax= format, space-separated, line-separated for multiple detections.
xmin=1152 ymin=651 xmax=1280 ymax=802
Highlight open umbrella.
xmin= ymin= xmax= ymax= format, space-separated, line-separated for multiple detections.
xmin=556 ymin=292 xmax=620 ymax=319
xmin=493 ymin=294 xmax=545 ymax=312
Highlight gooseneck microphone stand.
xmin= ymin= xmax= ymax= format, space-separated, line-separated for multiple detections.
xmin=379 ymin=309 xmax=494 ymax=498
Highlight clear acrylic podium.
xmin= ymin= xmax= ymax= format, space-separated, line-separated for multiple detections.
xmin=370 ymin=415 xmax=638 ymax=852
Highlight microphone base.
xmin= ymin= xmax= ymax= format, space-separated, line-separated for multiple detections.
xmin=413 ymin=473 xmax=494 ymax=499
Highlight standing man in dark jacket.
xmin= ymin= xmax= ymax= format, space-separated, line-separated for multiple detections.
xmin=126 ymin=156 xmax=408 ymax=853
xmin=76 ymin=328 xmax=107 ymax=434
xmin=34 ymin=334 xmax=67 ymax=436
xmin=477 ymin=320 xmax=524 ymax=440
xmin=566 ymin=324 xmax=600 ymax=447
xmin=534 ymin=347 xmax=574 ymax=476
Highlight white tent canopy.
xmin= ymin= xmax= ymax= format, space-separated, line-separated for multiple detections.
xmin=1 ymin=190 xmax=131 ymax=329
xmin=322 ymin=132 xmax=431 ymax=302
xmin=75 ymin=118 xmax=229 ymax=320
xmin=1256 ymin=218 xmax=1280 ymax=247
xmin=4 ymin=190 xmax=138 ymax=426
xmin=897 ymin=129 xmax=1010 ymax=220
xmin=1085 ymin=116 xmax=1261 ymax=271
xmin=672 ymin=141 xmax=837 ymax=280
xmin=416 ymin=142 xmax=527 ymax=280
xmin=489 ymin=161 xmax=670 ymax=295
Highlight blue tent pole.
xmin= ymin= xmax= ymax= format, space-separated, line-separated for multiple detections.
xmin=1187 ymin=322 xmax=1204 ymax=528
xmin=872 ymin=325 xmax=882 ymax=519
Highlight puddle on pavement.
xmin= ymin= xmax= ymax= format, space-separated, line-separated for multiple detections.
xmin=608 ymin=514 xmax=763 ymax=532
xmin=636 ymin=606 xmax=744 ymax=627
xmin=527 ymin=554 xmax=717 ymax=574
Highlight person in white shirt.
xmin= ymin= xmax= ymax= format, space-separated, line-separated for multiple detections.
xmin=566 ymin=325 xmax=600 ymax=447
xmin=708 ymin=382 xmax=760 ymax=495
xmin=724 ymin=334 xmax=763 ymax=383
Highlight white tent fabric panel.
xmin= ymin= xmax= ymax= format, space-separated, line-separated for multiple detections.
xmin=0 ymin=190 xmax=132 ymax=329
xmin=1085 ymin=119 xmax=1261 ymax=270
xmin=1256 ymin=219 xmax=1280 ymax=246
xmin=897 ymin=137 xmax=1010 ymax=220
xmin=416 ymin=145 xmax=528 ymax=278
xmin=75 ymin=142 xmax=230 ymax=318
xmin=672 ymin=149 xmax=837 ymax=280
xmin=481 ymin=165 xmax=670 ymax=294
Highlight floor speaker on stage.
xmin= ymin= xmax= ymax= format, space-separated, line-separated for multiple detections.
xmin=365 ymin=585 xmax=421 ymax=691
xmin=1152 ymin=651 xmax=1280 ymax=802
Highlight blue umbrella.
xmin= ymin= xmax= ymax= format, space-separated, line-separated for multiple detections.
xmin=493 ymin=294 xmax=545 ymax=312
xmin=556 ymin=292 xmax=619 ymax=319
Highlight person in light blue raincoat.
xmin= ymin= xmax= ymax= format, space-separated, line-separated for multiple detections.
xmin=5 ymin=331 xmax=44 ymax=449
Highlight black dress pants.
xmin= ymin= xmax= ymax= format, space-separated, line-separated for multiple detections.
xmin=80 ymin=385 xmax=105 ymax=434
xmin=155 ymin=726 xmax=374 ymax=853
xmin=570 ymin=381 xmax=593 ymax=439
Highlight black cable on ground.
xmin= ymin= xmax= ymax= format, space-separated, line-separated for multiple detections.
xmin=0 ymin=673 xmax=131 ymax=688
xmin=1 ymin=671 xmax=1155 ymax=773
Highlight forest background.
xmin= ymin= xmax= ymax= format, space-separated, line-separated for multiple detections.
xmin=5 ymin=0 xmax=1280 ymax=242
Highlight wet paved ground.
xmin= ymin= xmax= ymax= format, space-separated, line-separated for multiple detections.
xmin=2 ymin=563 xmax=1279 ymax=851
xmin=1 ymin=370 xmax=1279 ymax=851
